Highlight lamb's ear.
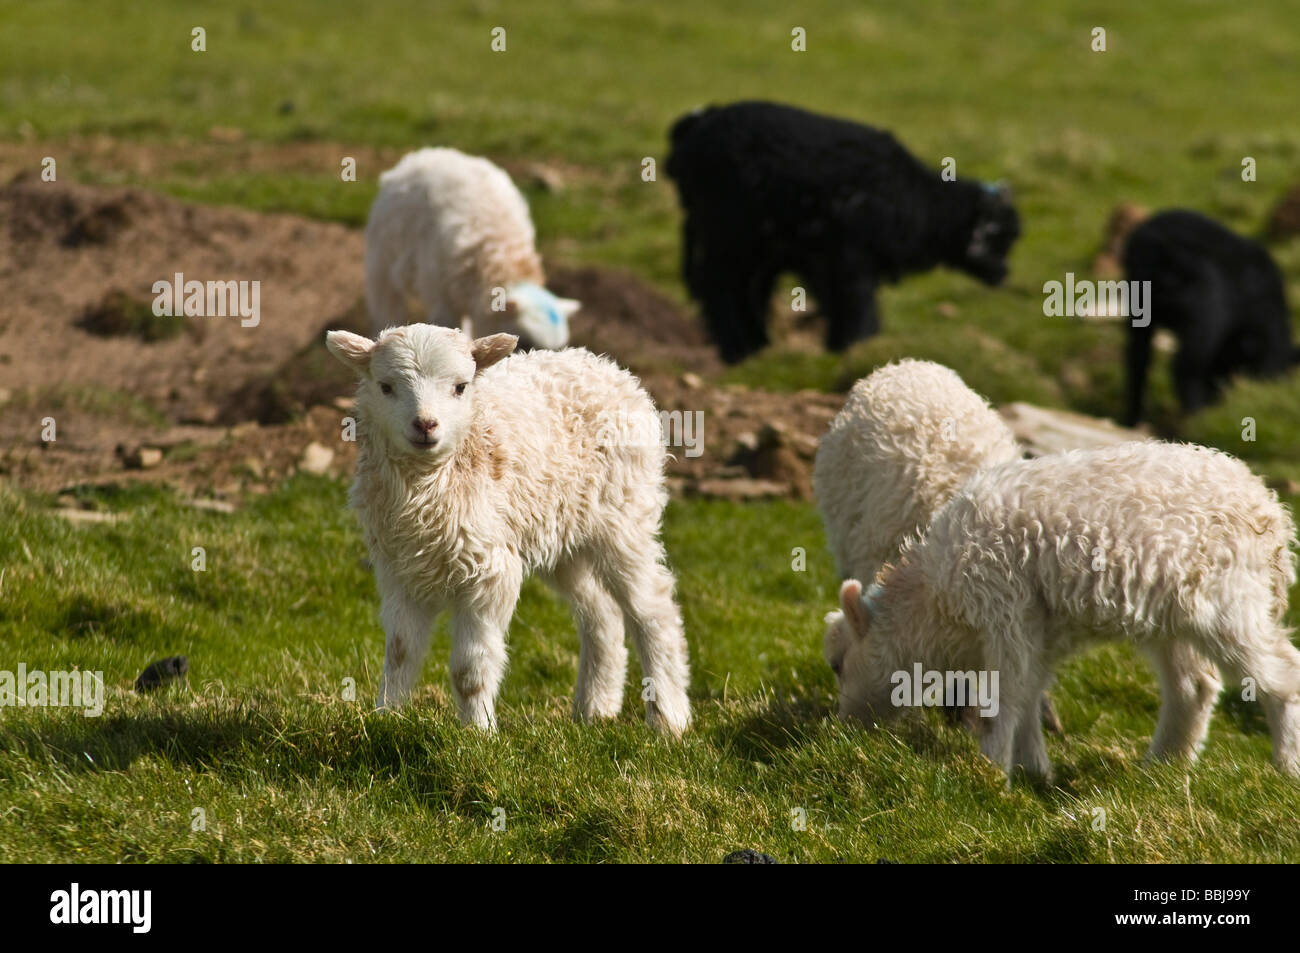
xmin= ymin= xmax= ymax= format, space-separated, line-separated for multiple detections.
xmin=839 ymin=579 xmax=872 ymax=638
xmin=555 ymin=297 xmax=582 ymax=318
xmin=471 ymin=333 xmax=518 ymax=374
xmin=326 ymin=330 xmax=376 ymax=377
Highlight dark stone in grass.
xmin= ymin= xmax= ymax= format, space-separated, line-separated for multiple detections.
xmin=722 ymin=849 xmax=777 ymax=864
xmin=135 ymin=655 xmax=189 ymax=692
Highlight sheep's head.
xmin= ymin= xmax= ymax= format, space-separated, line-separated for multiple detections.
xmin=824 ymin=578 xmax=898 ymax=724
xmin=959 ymin=183 xmax=1020 ymax=286
xmin=326 ymin=325 xmax=517 ymax=462
xmin=486 ymin=283 xmax=579 ymax=351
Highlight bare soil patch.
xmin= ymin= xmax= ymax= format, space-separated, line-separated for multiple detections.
xmin=0 ymin=179 xmax=840 ymax=503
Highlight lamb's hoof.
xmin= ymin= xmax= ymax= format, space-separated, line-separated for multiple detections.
xmin=722 ymin=849 xmax=777 ymax=864
xmin=647 ymin=701 xmax=691 ymax=737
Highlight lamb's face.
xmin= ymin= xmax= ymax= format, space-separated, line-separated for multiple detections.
xmin=497 ymin=283 xmax=580 ymax=351
xmin=325 ymin=326 xmax=517 ymax=462
xmin=825 ymin=579 xmax=897 ymax=724
xmin=961 ymin=187 xmax=1020 ymax=286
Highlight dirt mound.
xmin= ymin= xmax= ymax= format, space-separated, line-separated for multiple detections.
xmin=0 ymin=179 xmax=838 ymax=502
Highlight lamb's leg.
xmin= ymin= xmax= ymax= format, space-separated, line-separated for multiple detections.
xmin=979 ymin=707 xmax=1020 ymax=778
xmin=1253 ymin=635 xmax=1300 ymax=776
xmin=1197 ymin=605 xmax=1300 ymax=775
xmin=820 ymin=273 xmax=880 ymax=352
xmin=686 ymin=233 xmax=769 ymax=364
xmin=1122 ymin=323 xmax=1153 ymax=426
xmin=1262 ymin=693 xmax=1300 ymax=777
xmin=978 ymin=630 xmax=1035 ymax=779
xmin=448 ymin=569 xmax=520 ymax=731
xmin=1144 ymin=640 xmax=1221 ymax=764
xmin=365 ymin=270 xmax=408 ymax=336
xmin=375 ymin=572 xmax=439 ymax=710
xmin=1012 ymin=669 xmax=1055 ymax=780
xmin=599 ymin=546 xmax=691 ymax=736
xmin=551 ymin=558 xmax=628 ymax=722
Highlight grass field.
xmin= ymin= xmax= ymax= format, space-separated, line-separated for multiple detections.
xmin=4 ymin=1 xmax=1300 ymax=862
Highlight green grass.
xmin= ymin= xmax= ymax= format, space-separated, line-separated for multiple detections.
xmin=6 ymin=0 xmax=1300 ymax=861
xmin=3 ymin=480 xmax=1300 ymax=863
xmin=7 ymin=0 xmax=1300 ymax=467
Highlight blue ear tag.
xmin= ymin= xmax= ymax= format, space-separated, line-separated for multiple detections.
xmin=980 ymin=181 xmax=1001 ymax=195
xmin=547 ymin=304 xmax=562 ymax=327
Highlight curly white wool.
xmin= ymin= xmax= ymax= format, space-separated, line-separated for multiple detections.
xmin=826 ymin=440 xmax=1300 ymax=779
xmin=364 ymin=147 xmax=578 ymax=348
xmin=327 ymin=323 xmax=690 ymax=735
xmin=813 ymin=359 xmax=1021 ymax=582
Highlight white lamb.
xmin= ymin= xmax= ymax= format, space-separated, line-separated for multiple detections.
xmin=813 ymin=359 xmax=1021 ymax=583
xmin=326 ymin=324 xmax=691 ymax=734
xmin=824 ymin=441 xmax=1300 ymax=779
xmin=364 ymin=147 xmax=580 ymax=349
xmin=812 ymin=361 xmax=1068 ymax=731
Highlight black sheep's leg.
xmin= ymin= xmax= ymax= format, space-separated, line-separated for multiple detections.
xmin=680 ymin=218 xmax=768 ymax=364
xmin=698 ymin=257 xmax=768 ymax=364
xmin=1172 ymin=336 xmax=1218 ymax=416
xmin=1122 ymin=324 xmax=1154 ymax=427
xmin=821 ymin=272 xmax=880 ymax=352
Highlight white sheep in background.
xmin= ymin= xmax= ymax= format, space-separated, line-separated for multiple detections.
xmin=813 ymin=359 xmax=1021 ymax=582
xmin=364 ymin=147 xmax=580 ymax=349
xmin=326 ymin=324 xmax=691 ymax=734
xmin=825 ymin=441 xmax=1300 ymax=779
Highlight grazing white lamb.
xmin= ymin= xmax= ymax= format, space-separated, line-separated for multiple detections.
xmin=813 ymin=359 xmax=1021 ymax=582
xmin=812 ymin=360 xmax=1070 ymax=732
xmin=364 ymin=147 xmax=580 ymax=349
xmin=326 ymin=324 xmax=691 ymax=735
xmin=824 ymin=441 xmax=1300 ymax=779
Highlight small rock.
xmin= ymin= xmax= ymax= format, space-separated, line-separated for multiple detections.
xmin=135 ymin=655 xmax=189 ymax=693
xmin=723 ymin=849 xmax=777 ymax=864
xmin=208 ymin=126 xmax=244 ymax=142
xmin=123 ymin=446 xmax=164 ymax=470
xmin=691 ymin=478 xmax=788 ymax=500
xmin=332 ymin=396 xmax=356 ymax=412
xmin=733 ymin=431 xmax=759 ymax=453
xmin=936 ymin=301 xmax=959 ymax=318
xmin=242 ymin=456 xmax=265 ymax=479
xmin=187 ymin=498 xmax=236 ymax=514
xmin=51 ymin=509 xmax=125 ymax=524
xmin=179 ymin=402 xmax=221 ymax=425
xmin=299 ymin=442 xmax=334 ymax=475
xmin=681 ymin=372 xmax=703 ymax=390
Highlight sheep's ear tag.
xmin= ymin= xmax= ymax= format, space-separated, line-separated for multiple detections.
xmin=839 ymin=579 xmax=871 ymax=637
xmin=325 ymin=330 xmax=375 ymax=376
xmin=471 ymin=333 xmax=518 ymax=374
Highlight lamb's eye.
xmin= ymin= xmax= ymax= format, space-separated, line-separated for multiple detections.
xmin=379 ymin=382 xmax=394 ymax=396
xmin=454 ymin=382 xmax=468 ymax=397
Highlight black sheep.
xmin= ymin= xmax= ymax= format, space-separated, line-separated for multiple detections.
xmin=1121 ymin=209 xmax=1296 ymax=425
xmin=665 ymin=101 xmax=1020 ymax=363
